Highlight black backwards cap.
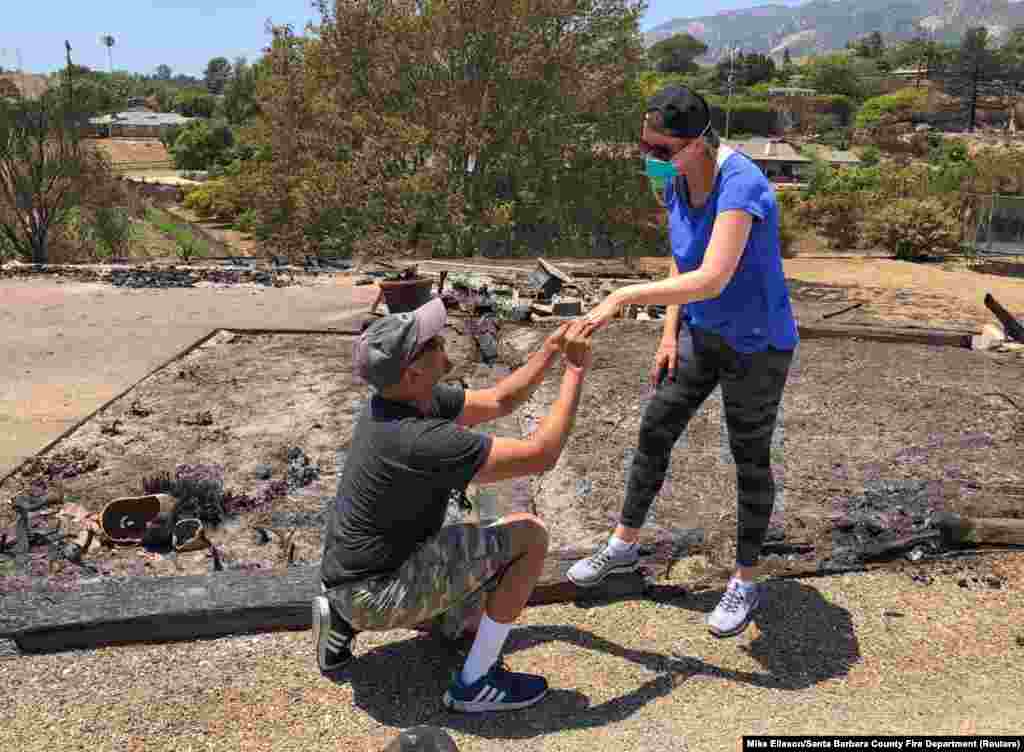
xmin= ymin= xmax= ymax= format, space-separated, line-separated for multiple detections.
xmin=646 ymin=85 xmax=712 ymax=139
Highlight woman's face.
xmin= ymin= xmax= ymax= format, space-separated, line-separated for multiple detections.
xmin=641 ymin=114 xmax=708 ymax=177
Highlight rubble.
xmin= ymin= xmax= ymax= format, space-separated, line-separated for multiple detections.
xmin=552 ymin=297 xmax=582 ymax=317
xmin=0 ymin=261 xmax=295 ymax=288
xmin=111 ymin=268 xmax=196 ymax=288
xmin=16 ymin=448 xmax=100 ymax=482
xmin=823 ymin=479 xmax=942 ymax=570
xmin=286 ymin=447 xmax=321 ymax=491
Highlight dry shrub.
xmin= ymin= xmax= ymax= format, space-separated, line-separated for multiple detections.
xmin=181 ymin=176 xmax=256 ymax=224
xmin=861 ymin=197 xmax=960 ymax=260
xmin=802 ymin=193 xmax=868 ymax=251
xmin=775 ymin=189 xmax=805 ymax=258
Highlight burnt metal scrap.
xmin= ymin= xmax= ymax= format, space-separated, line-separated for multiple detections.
xmin=465 ymin=314 xmax=501 ymax=365
xmin=820 ymin=479 xmax=991 ymax=571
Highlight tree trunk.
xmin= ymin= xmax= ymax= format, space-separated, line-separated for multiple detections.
xmin=31 ymin=225 xmax=48 ymax=265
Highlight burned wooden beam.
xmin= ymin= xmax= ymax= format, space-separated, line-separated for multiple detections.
xmin=933 ymin=512 xmax=1024 ymax=546
xmin=0 ymin=532 xmax=701 ymax=654
xmin=984 ymin=293 xmax=1024 ymax=343
xmin=537 ymin=258 xmax=574 ymax=287
xmin=797 ymin=323 xmax=973 ymax=348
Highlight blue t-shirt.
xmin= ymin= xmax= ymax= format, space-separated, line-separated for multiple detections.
xmin=664 ymin=145 xmax=799 ymax=354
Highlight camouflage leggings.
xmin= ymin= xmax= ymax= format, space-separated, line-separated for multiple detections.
xmin=622 ymin=323 xmax=794 ymax=568
xmin=323 ymin=521 xmax=515 ymax=636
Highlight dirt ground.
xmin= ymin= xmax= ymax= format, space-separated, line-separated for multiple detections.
xmin=2 ymin=252 xmax=1024 ymax=747
xmin=1 ymin=264 xmax=1022 ymax=590
xmin=0 ymin=273 xmax=379 ymax=479
xmin=2 ymin=565 xmax=1023 ymax=750
xmin=86 ymin=138 xmax=172 ymax=166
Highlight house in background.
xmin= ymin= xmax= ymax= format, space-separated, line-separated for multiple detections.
xmin=724 ymin=137 xmax=812 ymax=183
xmin=798 ymin=142 xmax=863 ymax=169
xmin=767 ymin=86 xmax=818 ymax=98
xmin=87 ymin=108 xmax=194 ymax=139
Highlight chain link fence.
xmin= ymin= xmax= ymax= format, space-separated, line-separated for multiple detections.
xmin=962 ymin=193 xmax=1024 ymax=256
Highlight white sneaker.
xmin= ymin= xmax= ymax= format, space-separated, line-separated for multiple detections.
xmin=566 ymin=542 xmax=640 ymax=587
xmin=707 ymin=578 xmax=761 ymax=638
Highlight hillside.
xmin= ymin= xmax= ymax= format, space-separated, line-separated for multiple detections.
xmin=644 ymin=0 xmax=1024 ymax=61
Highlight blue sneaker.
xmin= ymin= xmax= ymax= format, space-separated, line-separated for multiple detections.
xmin=442 ymin=660 xmax=548 ymax=713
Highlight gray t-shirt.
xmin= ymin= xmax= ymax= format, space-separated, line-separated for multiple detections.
xmin=320 ymin=383 xmax=493 ymax=586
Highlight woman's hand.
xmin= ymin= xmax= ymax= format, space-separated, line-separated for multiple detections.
xmin=582 ymin=293 xmax=623 ymax=332
xmin=650 ymin=335 xmax=678 ymax=387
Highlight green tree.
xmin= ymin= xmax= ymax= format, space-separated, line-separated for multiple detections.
xmin=90 ymin=206 xmax=134 ymax=259
xmin=169 ymin=119 xmax=235 ymax=170
xmin=222 ymin=56 xmax=259 ymax=125
xmin=0 ymin=92 xmax=113 ymax=263
xmin=960 ymin=26 xmax=995 ymax=68
xmin=243 ymin=0 xmax=651 ymax=260
xmin=1001 ymin=26 xmax=1024 ymax=66
xmin=850 ymin=31 xmax=884 ymax=59
xmin=204 ymin=56 xmax=232 ymax=95
xmin=717 ymin=52 xmax=775 ymax=87
xmin=648 ymin=33 xmax=707 ymax=75
xmin=174 ymin=88 xmax=217 ymax=117
xmin=155 ymin=64 xmax=173 ymax=81
xmin=807 ymin=54 xmax=862 ymax=98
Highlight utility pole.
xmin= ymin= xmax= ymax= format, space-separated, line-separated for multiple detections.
xmin=725 ymin=46 xmax=738 ymax=140
xmin=968 ymin=61 xmax=979 ymax=133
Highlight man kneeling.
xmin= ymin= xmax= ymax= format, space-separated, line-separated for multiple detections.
xmin=314 ymin=298 xmax=593 ymax=713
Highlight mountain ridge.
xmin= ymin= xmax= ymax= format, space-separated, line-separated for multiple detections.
xmin=644 ymin=0 xmax=1024 ymax=61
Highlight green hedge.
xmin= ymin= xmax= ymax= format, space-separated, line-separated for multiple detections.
xmin=705 ymin=97 xmax=778 ymax=136
xmin=854 ymin=88 xmax=929 ymax=129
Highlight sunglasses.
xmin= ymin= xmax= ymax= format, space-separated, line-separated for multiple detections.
xmin=639 ymin=113 xmax=712 ymax=162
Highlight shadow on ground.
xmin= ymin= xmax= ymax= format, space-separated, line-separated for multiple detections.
xmin=330 ymin=580 xmax=860 ymax=740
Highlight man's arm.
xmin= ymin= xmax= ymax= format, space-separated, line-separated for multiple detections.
xmin=471 ymin=321 xmax=591 ymax=483
xmin=456 ymin=322 xmax=570 ymax=428
xmin=456 ymin=348 xmax=558 ymax=428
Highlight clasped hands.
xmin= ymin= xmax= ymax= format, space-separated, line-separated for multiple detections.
xmin=541 ymin=318 xmax=600 ymax=371
xmin=539 ymin=292 xmax=625 ymax=373
xmin=548 ymin=292 xmax=675 ymax=388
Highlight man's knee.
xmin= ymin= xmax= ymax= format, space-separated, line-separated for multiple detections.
xmin=498 ymin=512 xmax=549 ymax=555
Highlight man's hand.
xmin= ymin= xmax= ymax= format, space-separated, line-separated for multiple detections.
xmin=542 ymin=322 xmax=571 ymax=357
xmin=563 ymin=319 xmax=595 ymax=371
xmin=651 ymin=335 xmax=678 ymax=387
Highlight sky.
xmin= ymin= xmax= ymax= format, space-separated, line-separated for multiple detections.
xmin=2 ymin=0 xmax=803 ymax=78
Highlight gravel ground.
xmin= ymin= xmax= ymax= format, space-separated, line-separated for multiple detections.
xmin=3 ymin=558 xmax=1023 ymax=752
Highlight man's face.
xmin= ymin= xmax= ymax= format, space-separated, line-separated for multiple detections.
xmin=406 ymin=334 xmax=452 ymax=388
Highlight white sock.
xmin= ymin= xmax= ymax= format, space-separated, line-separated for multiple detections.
xmin=607 ymin=534 xmax=636 ymax=557
xmin=460 ymin=613 xmax=513 ymax=686
xmin=733 ymin=575 xmax=756 ymax=591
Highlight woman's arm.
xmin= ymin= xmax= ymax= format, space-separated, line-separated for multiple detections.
xmin=661 ymin=257 xmax=681 ymax=344
xmin=609 ymin=210 xmax=753 ymax=310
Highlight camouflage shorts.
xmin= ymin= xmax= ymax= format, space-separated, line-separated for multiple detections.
xmin=323 ymin=521 xmax=515 ymax=635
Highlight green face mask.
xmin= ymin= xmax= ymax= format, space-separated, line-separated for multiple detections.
xmin=644 ymin=157 xmax=678 ymax=180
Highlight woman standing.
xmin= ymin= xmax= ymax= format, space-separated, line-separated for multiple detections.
xmin=568 ymin=85 xmax=799 ymax=638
